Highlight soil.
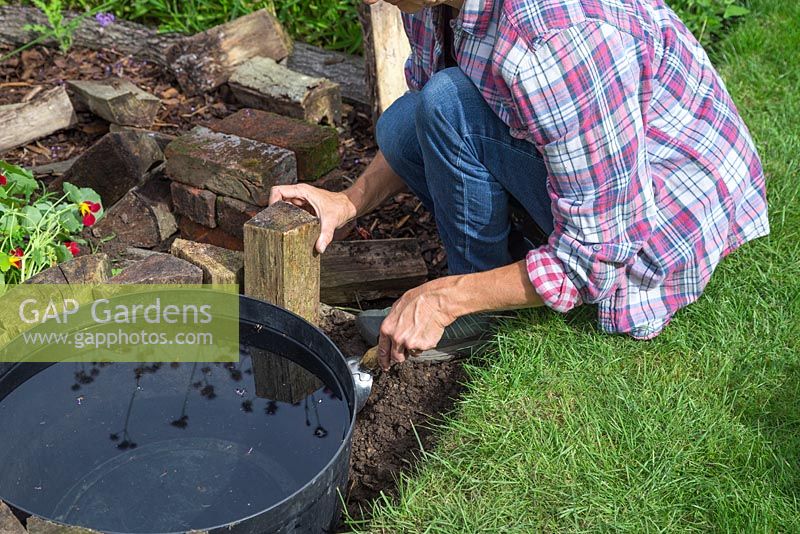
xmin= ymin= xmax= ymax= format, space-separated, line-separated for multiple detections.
xmin=1 ymin=42 xmax=464 ymax=521
xmin=319 ymin=307 xmax=467 ymax=523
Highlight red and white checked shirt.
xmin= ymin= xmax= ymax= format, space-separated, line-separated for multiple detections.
xmin=401 ymin=0 xmax=769 ymax=339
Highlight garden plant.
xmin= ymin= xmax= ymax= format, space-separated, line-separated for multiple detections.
xmin=0 ymin=161 xmax=104 ymax=287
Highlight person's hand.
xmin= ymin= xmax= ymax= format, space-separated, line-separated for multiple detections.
xmin=269 ymin=184 xmax=357 ymax=254
xmin=378 ymin=279 xmax=456 ymax=370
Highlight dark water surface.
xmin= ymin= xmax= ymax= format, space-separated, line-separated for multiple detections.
xmin=0 ymin=348 xmax=350 ymax=533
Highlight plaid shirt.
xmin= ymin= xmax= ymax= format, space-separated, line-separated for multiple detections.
xmin=401 ymin=0 xmax=769 ymax=339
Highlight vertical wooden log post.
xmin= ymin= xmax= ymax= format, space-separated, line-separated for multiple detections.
xmin=244 ymin=201 xmax=321 ymax=324
xmin=244 ymin=202 xmax=321 ymax=403
xmin=358 ymin=1 xmax=412 ymax=125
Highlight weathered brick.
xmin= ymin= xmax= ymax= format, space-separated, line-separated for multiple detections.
xmin=171 ymin=238 xmax=244 ymax=286
xmin=179 ymin=216 xmax=244 ymax=251
xmin=171 ymin=181 xmax=217 ymax=228
xmin=207 ymin=109 xmax=340 ymax=181
xmin=164 ymin=126 xmax=296 ymax=206
xmin=216 ymin=196 xmax=260 ymax=239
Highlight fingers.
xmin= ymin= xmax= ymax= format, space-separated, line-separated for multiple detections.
xmin=316 ymin=222 xmax=335 ymax=254
xmin=378 ymin=332 xmax=392 ymax=371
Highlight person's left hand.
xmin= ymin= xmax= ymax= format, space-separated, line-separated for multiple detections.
xmin=377 ymin=280 xmax=456 ymax=370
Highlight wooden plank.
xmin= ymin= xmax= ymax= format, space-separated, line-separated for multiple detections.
xmin=66 ymin=78 xmax=161 ymax=128
xmin=0 ymin=86 xmax=77 ymax=154
xmin=320 ymin=238 xmax=428 ymax=304
xmin=244 ymin=202 xmax=320 ymax=324
xmin=164 ymin=9 xmax=293 ymax=95
xmin=358 ymin=1 xmax=411 ymax=123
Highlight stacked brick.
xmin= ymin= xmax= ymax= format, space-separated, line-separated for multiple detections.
xmin=164 ymin=109 xmax=341 ymax=250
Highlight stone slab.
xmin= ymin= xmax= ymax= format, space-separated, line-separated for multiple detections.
xmin=108 ymin=252 xmax=203 ymax=284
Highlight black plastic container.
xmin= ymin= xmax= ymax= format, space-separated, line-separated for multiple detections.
xmin=0 ymin=295 xmax=361 ymax=534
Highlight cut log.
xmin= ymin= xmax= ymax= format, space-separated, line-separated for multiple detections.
xmin=0 ymin=6 xmax=182 ymax=66
xmin=0 ymin=6 xmax=364 ymax=108
xmin=244 ymin=202 xmax=320 ymax=324
xmin=0 ymin=86 xmax=77 ymax=154
xmin=66 ymin=78 xmax=161 ymax=127
xmin=207 ymin=108 xmax=340 ymax=182
xmin=92 ymin=179 xmax=177 ymax=248
xmin=164 ymin=9 xmax=293 ymax=96
xmin=228 ymin=57 xmax=342 ymax=125
xmin=358 ymin=1 xmax=411 ymax=124
xmin=60 ymin=130 xmax=165 ymax=207
xmin=164 ymin=126 xmax=296 ymax=206
xmin=320 ymin=238 xmax=428 ymax=304
xmin=288 ymin=42 xmax=368 ymax=110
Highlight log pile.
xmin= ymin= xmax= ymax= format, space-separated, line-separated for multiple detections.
xmin=0 ymin=4 xmax=428 ymax=306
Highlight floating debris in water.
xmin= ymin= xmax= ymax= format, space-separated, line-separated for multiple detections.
xmin=235 ymin=387 xmax=247 ymax=397
xmin=76 ymin=395 xmax=85 ymax=405
xmin=314 ymin=426 xmax=328 ymax=438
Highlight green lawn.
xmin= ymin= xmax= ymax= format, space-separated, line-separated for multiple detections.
xmin=357 ymin=0 xmax=800 ymax=531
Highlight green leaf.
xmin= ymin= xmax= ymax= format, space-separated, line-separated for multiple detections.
xmin=54 ymin=243 xmax=71 ymax=263
xmin=59 ymin=210 xmax=82 ymax=234
xmin=724 ymin=4 xmax=750 ymax=18
xmin=0 ymin=213 xmax=18 ymax=236
xmin=21 ymin=205 xmax=43 ymax=227
xmin=62 ymin=181 xmax=102 ymax=206
xmin=0 ymin=254 xmax=10 ymax=273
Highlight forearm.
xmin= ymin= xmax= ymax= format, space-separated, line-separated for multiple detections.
xmin=430 ymin=260 xmax=545 ymax=321
xmin=343 ymin=151 xmax=408 ymax=218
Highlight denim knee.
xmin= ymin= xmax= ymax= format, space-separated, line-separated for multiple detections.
xmin=416 ymin=67 xmax=479 ymax=133
xmin=375 ymin=91 xmax=420 ymax=173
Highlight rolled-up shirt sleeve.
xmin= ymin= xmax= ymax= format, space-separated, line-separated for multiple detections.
xmin=502 ymin=22 xmax=655 ymax=311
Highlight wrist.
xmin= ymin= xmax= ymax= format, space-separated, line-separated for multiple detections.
xmin=339 ymin=189 xmax=359 ymax=222
xmin=425 ymin=275 xmax=473 ymax=324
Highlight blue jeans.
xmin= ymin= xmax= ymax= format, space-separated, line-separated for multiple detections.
xmin=376 ymin=67 xmax=553 ymax=275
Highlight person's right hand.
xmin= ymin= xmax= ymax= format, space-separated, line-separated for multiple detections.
xmin=269 ymin=184 xmax=357 ymax=254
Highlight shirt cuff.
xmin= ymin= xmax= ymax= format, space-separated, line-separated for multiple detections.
xmin=526 ymin=246 xmax=583 ymax=313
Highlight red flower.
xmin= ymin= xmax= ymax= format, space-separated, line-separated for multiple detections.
xmin=65 ymin=241 xmax=80 ymax=256
xmin=79 ymin=200 xmax=101 ymax=227
xmin=0 ymin=173 xmax=7 ymax=186
xmin=9 ymin=247 xmax=23 ymax=270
